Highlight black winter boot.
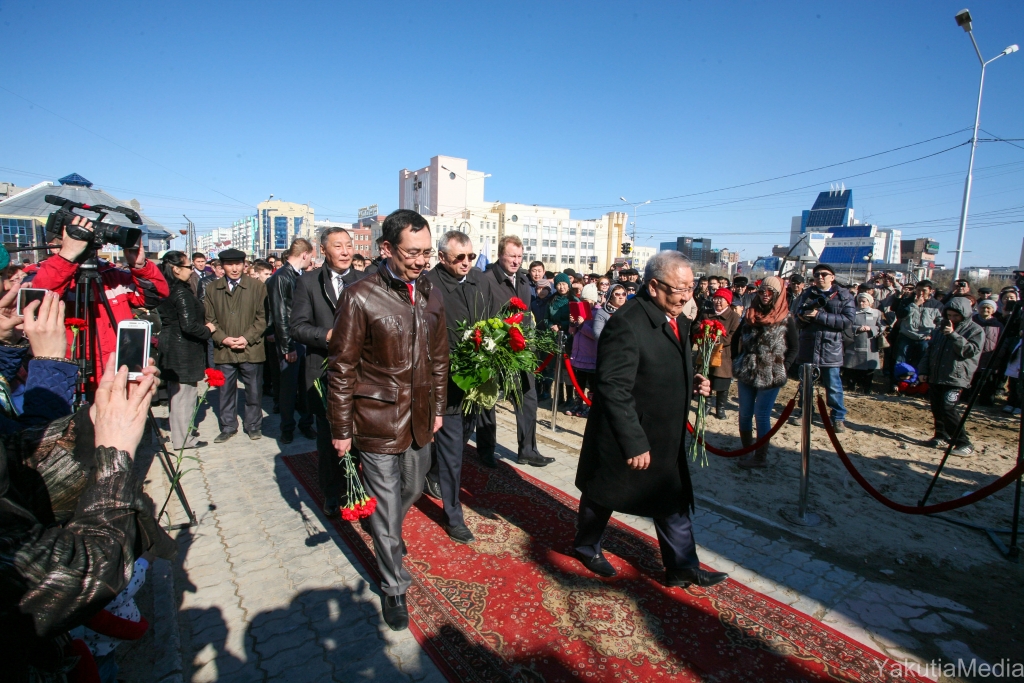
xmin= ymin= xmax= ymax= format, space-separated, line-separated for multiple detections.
xmin=715 ymin=390 xmax=727 ymax=419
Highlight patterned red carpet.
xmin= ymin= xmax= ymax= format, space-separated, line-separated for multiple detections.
xmin=283 ymin=447 xmax=924 ymax=682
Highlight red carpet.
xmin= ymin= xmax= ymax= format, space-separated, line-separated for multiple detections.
xmin=282 ymin=447 xmax=925 ymax=682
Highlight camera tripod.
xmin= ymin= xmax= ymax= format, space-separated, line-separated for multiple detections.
xmin=72 ymin=250 xmax=197 ymax=530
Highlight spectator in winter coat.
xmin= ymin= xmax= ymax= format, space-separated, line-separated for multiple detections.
xmin=971 ymin=299 xmax=1003 ymax=405
xmin=731 ymin=277 xmax=799 ymax=468
xmin=530 ymin=279 xmax=552 ymax=330
xmin=544 ymin=273 xmax=576 ymax=332
xmin=593 ymin=284 xmax=626 ymax=338
xmin=895 ymin=283 xmax=943 ymax=372
xmin=920 ymin=297 xmax=985 ymax=456
xmin=792 ymin=264 xmax=855 ymax=431
xmin=566 ymin=284 xmax=599 ymax=417
xmin=696 ymin=288 xmax=741 ymax=420
xmin=842 ymin=293 xmax=883 ymax=394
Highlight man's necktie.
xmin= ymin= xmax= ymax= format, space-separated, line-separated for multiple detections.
xmin=668 ymin=317 xmax=680 ymax=340
xmin=335 ymin=273 xmax=344 ymax=297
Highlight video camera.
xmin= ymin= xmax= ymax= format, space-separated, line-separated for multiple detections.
xmin=44 ymin=195 xmax=143 ymax=250
xmin=798 ymin=293 xmax=829 ymax=316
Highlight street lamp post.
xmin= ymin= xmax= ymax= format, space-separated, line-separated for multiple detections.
xmin=951 ymin=9 xmax=1018 ymax=280
xmin=619 ymin=197 xmax=650 ymax=247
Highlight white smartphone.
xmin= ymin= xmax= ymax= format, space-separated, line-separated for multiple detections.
xmin=115 ymin=319 xmax=151 ymax=381
xmin=16 ymin=288 xmax=48 ymax=316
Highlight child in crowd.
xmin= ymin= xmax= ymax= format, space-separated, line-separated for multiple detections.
xmin=972 ymin=299 xmax=1003 ymax=405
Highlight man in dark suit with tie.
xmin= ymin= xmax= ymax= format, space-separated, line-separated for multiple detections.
xmin=573 ymin=251 xmax=728 ymax=589
xmin=476 ymin=235 xmax=554 ymax=467
xmin=291 ymin=227 xmax=365 ymax=516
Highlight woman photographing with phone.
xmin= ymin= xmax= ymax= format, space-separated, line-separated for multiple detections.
xmin=157 ymin=251 xmax=211 ymax=450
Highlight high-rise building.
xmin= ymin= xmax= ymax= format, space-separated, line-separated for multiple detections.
xmin=256 ymin=199 xmax=314 ymax=257
xmin=789 ymin=188 xmax=901 ymax=267
xmin=664 ymin=236 xmax=713 ymax=264
xmin=398 ymin=155 xmax=628 ymax=273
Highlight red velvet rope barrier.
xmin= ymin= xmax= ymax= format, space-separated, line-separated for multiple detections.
xmin=534 ymin=353 xmax=555 ymax=374
xmin=686 ymin=397 xmax=798 ymax=457
xmin=815 ymin=395 xmax=1024 ymax=515
xmin=563 ymin=356 xmax=593 ymax=406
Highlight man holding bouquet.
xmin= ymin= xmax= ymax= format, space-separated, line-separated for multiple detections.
xmin=422 ymin=231 xmax=498 ymax=544
xmin=477 ymin=235 xmax=554 ymax=467
xmin=573 ymin=251 xmax=728 ymax=589
xmin=327 ymin=209 xmax=448 ymax=631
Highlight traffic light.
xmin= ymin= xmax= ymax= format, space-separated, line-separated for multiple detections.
xmin=621 ymin=242 xmax=632 ymax=255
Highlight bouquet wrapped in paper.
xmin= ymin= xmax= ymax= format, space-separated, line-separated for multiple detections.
xmin=450 ymin=297 xmax=557 ymax=412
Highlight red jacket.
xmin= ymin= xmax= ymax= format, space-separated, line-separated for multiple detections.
xmin=32 ymin=255 xmax=170 ymax=370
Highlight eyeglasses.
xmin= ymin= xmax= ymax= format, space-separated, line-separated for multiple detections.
xmin=654 ymin=280 xmax=695 ymax=295
xmin=394 ymin=244 xmax=434 ymax=260
xmin=813 ymin=272 xmax=833 ymax=279
xmin=447 ymin=252 xmax=478 ymax=263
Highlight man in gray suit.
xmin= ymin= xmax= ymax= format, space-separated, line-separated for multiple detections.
xmin=291 ymin=227 xmax=365 ymax=517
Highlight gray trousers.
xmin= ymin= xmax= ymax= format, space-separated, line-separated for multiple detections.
xmin=359 ymin=444 xmax=430 ymax=596
xmin=167 ymin=381 xmax=200 ymax=450
xmin=216 ymin=362 xmax=264 ymax=434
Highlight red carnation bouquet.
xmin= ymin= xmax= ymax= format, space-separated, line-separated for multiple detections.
xmin=313 ymin=367 xmax=377 ymax=521
xmin=689 ymin=319 xmax=727 ymax=467
xmin=450 ymin=297 xmax=555 ymax=411
xmin=159 ymin=368 xmax=227 ymax=521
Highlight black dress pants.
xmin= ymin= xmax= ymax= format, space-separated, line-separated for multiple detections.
xmin=574 ymin=494 xmax=700 ymax=570
xmin=278 ymin=346 xmax=313 ymax=434
xmin=216 ymin=362 xmax=264 ymax=435
xmin=316 ymin=413 xmax=344 ymax=504
xmin=427 ymin=411 xmax=478 ymax=527
xmin=476 ymin=371 xmax=541 ymax=461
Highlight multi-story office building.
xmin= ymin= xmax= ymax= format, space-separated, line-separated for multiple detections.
xmin=230 ymin=215 xmax=259 ymax=256
xmin=196 ymin=228 xmax=234 ymax=256
xmin=660 ymin=236 xmax=714 ymax=264
xmin=256 ymin=199 xmax=314 ymax=257
xmin=398 ymin=155 xmax=627 ymax=273
xmin=789 ymin=188 xmax=901 ymax=268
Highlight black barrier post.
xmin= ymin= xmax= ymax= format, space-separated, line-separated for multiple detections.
xmin=1009 ymin=372 xmax=1023 ymax=562
xmin=781 ymin=363 xmax=821 ymax=527
xmin=550 ymin=333 xmax=564 ymax=433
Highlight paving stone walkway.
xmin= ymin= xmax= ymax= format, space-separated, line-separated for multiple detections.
xmin=143 ymin=391 xmax=996 ymax=682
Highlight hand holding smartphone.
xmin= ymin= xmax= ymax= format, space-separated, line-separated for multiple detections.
xmin=116 ymin=320 xmax=151 ymax=381
xmin=16 ymin=288 xmax=47 ymax=316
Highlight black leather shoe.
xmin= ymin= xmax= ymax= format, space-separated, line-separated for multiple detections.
xmin=446 ymin=524 xmax=475 ymax=544
xmin=280 ymin=431 xmax=294 ymax=444
xmin=323 ymin=499 xmax=340 ymax=519
xmin=300 ymin=425 xmax=318 ymax=440
xmin=573 ymin=550 xmax=617 ymax=577
xmin=247 ymin=430 xmax=262 ymax=440
xmin=517 ymin=452 xmax=555 ymax=467
xmin=479 ymin=452 xmax=498 ymax=469
xmin=214 ymin=431 xmax=235 ymax=444
xmin=381 ymin=594 xmax=409 ymax=631
xmin=180 ymin=440 xmax=208 ymax=450
xmin=665 ymin=567 xmax=728 ymax=588
xmin=423 ymin=477 xmax=442 ymax=499
xmin=401 ymin=539 xmax=407 ymax=557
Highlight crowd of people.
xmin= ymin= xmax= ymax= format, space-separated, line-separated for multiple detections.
xmin=3 ymin=203 xmax=1020 ymax=672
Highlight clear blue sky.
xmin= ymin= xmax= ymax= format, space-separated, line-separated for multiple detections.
xmin=2 ymin=1 xmax=1022 ymax=266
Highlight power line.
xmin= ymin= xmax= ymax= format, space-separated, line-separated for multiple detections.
xmin=0 ymin=85 xmax=255 ymax=209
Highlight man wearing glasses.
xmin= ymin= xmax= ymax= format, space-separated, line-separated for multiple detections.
xmin=326 ymin=209 xmax=448 ymax=632
xmin=791 ymin=264 xmax=856 ymax=431
xmin=573 ymin=251 xmax=725 ymax=588
xmin=422 ymin=231 xmax=497 ymax=544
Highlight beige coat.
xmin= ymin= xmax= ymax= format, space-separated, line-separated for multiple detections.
xmin=204 ymin=276 xmax=268 ymax=364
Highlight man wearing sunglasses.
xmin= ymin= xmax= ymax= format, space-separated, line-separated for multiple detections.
xmin=791 ymin=263 xmax=855 ymax=431
xmin=422 ymin=231 xmax=497 ymax=544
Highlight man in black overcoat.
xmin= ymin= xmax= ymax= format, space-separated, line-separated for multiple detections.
xmin=573 ymin=251 xmax=728 ymax=588
xmin=476 ymin=235 xmax=555 ymax=467
xmin=422 ymin=231 xmax=498 ymax=543
xmin=290 ymin=226 xmax=365 ymax=517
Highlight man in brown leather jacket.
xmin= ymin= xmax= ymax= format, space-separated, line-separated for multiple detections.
xmin=326 ymin=209 xmax=448 ymax=632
